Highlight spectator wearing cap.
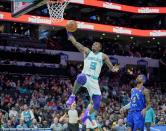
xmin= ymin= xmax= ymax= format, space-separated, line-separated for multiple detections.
xmin=50 ymin=117 xmax=63 ymax=131
xmin=21 ymin=104 xmax=34 ymax=127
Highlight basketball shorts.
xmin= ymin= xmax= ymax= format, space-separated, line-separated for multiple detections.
xmin=84 ymin=74 xmax=101 ymax=98
xmin=127 ymin=111 xmax=145 ymax=131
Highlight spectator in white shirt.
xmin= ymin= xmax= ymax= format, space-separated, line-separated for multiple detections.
xmin=9 ymin=106 xmax=18 ymax=119
xmin=68 ymin=101 xmax=79 ymax=131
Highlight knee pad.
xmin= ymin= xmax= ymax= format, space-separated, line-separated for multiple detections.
xmin=92 ymin=95 xmax=101 ymax=110
xmin=76 ymin=73 xmax=87 ymax=85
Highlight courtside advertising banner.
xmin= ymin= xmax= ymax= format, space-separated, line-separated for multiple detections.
xmin=0 ymin=11 xmax=166 ymax=37
xmin=70 ymin=0 xmax=166 ymax=14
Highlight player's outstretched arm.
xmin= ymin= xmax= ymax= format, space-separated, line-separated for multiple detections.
xmin=120 ymin=89 xmax=133 ymax=114
xmin=120 ymin=102 xmax=131 ymax=113
xmin=103 ymin=54 xmax=119 ymax=72
xmin=67 ymin=32 xmax=90 ymax=57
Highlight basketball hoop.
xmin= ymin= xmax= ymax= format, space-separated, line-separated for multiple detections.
xmin=47 ymin=0 xmax=69 ymax=23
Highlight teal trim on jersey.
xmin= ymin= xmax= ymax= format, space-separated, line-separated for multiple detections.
xmin=86 ymin=127 xmax=98 ymax=130
xmin=92 ymin=126 xmax=98 ymax=129
xmin=86 ymin=74 xmax=98 ymax=80
xmin=84 ymin=51 xmax=91 ymax=60
xmin=93 ymin=51 xmax=100 ymax=55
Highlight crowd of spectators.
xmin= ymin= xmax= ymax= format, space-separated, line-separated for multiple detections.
xmin=46 ymin=35 xmax=166 ymax=60
xmin=0 ymin=61 xmax=165 ymax=130
xmin=1 ymin=32 xmax=166 ymax=60
xmin=64 ymin=9 xmax=164 ymax=30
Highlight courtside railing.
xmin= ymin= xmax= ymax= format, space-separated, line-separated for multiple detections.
xmin=1 ymin=128 xmax=52 ymax=131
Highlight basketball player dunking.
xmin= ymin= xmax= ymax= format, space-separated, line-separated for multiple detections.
xmin=66 ymin=32 xmax=119 ymax=122
xmin=120 ymin=75 xmax=151 ymax=131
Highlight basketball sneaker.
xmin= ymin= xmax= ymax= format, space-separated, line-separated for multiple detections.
xmin=66 ymin=95 xmax=75 ymax=106
xmin=81 ymin=108 xmax=90 ymax=123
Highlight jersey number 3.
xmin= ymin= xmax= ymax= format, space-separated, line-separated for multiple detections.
xmin=90 ymin=62 xmax=97 ymax=70
xmin=133 ymin=97 xmax=136 ymax=103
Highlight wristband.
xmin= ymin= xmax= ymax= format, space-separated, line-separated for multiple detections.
xmin=67 ymin=32 xmax=72 ymax=36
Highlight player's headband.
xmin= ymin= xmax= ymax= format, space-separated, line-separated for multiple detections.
xmin=140 ymin=74 xmax=146 ymax=84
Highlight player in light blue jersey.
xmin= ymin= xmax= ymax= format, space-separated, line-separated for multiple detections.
xmin=120 ymin=74 xmax=151 ymax=131
xmin=66 ymin=32 xmax=119 ymax=123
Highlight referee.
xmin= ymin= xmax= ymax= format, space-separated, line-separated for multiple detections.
xmin=68 ymin=101 xmax=79 ymax=131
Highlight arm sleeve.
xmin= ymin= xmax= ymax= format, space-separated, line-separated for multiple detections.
xmin=122 ymin=102 xmax=131 ymax=110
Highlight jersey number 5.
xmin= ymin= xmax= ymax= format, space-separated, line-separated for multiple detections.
xmin=90 ymin=62 xmax=97 ymax=70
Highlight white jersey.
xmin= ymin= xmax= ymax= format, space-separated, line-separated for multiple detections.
xmin=82 ymin=51 xmax=103 ymax=78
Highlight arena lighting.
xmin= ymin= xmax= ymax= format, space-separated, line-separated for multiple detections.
xmin=152 ymin=37 xmax=155 ymax=40
xmin=130 ymin=36 xmax=134 ymax=39
xmin=117 ymin=35 xmax=120 ymax=38
xmin=102 ymin=33 xmax=106 ymax=36
xmin=157 ymin=41 xmax=160 ymax=45
xmin=147 ymin=40 xmax=151 ymax=43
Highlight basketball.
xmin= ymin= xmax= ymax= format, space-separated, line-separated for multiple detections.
xmin=66 ymin=20 xmax=77 ymax=32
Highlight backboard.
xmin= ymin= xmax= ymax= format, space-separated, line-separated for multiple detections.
xmin=11 ymin=0 xmax=49 ymax=17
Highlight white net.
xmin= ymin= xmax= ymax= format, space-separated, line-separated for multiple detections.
xmin=47 ymin=0 xmax=69 ymax=23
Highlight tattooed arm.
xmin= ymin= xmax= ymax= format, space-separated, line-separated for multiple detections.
xmin=142 ymin=88 xmax=151 ymax=117
xmin=143 ymin=88 xmax=151 ymax=111
xmin=68 ymin=34 xmax=90 ymax=58
xmin=103 ymin=54 xmax=119 ymax=72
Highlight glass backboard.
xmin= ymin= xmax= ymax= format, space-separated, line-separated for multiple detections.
xmin=11 ymin=0 xmax=49 ymax=17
